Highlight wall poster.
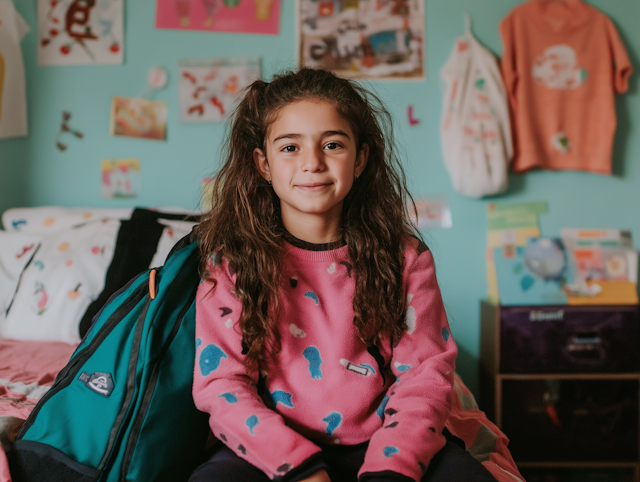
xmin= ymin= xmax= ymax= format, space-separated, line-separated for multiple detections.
xmin=109 ymin=97 xmax=168 ymax=141
xmin=178 ymin=57 xmax=260 ymax=123
xmin=101 ymin=159 xmax=140 ymax=199
xmin=297 ymin=0 xmax=425 ymax=80
xmin=37 ymin=0 xmax=124 ymax=66
xmin=156 ymin=0 xmax=280 ymax=35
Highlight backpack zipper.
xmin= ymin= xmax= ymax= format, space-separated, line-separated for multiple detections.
xmin=16 ymin=282 xmax=149 ymax=439
xmin=98 ymin=295 xmax=153 ymax=472
xmin=119 ymin=296 xmax=197 ymax=481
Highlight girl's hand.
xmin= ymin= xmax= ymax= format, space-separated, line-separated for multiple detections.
xmin=300 ymin=470 xmax=332 ymax=482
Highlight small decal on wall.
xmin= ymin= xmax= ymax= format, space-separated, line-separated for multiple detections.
xmin=155 ymin=0 xmax=280 ymax=35
xmin=56 ymin=111 xmax=84 ymax=151
xmin=101 ymin=159 xmax=141 ymax=198
xmin=408 ymin=106 xmax=420 ymax=126
xmin=178 ymin=57 xmax=260 ymax=123
xmin=37 ymin=0 xmax=124 ymax=66
xmin=109 ymin=97 xmax=168 ymax=141
xmin=409 ymin=196 xmax=452 ymax=230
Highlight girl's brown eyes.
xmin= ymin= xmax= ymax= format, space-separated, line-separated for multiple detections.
xmin=280 ymin=142 xmax=341 ymax=152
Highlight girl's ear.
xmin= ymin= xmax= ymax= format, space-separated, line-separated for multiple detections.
xmin=253 ymin=148 xmax=271 ymax=181
xmin=355 ymin=144 xmax=370 ymax=178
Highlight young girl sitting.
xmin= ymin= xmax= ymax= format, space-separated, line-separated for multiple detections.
xmin=190 ymin=68 xmax=496 ymax=482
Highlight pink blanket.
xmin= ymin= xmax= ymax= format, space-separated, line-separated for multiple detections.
xmin=0 ymin=341 xmax=523 ymax=482
xmin=0 ymin=340 xmax=76 ymax=482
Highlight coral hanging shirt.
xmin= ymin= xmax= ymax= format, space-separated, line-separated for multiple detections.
xmin=500 ymin=0 xmax=632 ymax=174
xmin=193 ymin=237 xmax=457 ymax=481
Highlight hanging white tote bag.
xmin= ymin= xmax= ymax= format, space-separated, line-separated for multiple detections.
xmin=440 ymin=16 xmax=512 ymax=198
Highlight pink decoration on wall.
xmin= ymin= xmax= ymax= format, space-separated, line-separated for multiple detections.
xmin=408 ymin=106 xmax=420 ymax=126
xmin=155 ymin=0 xmax=280 ymax=35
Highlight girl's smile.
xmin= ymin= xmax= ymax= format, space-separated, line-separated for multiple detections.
xmin=296 ymin=183 xmax=331 ymax=191
xmin=253 ymin=99 xmax=368 ymax=243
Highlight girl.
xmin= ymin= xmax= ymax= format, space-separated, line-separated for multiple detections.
xmin=190 ymin=68 xmax=496 ymax=482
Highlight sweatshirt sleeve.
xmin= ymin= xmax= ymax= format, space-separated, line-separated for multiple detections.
xmin=358 ymin=243 xmax=457 ymax=482
xmin=193 ymin=257 xmax=325 ymax=481
xmin=605 ymin=17 xmax=632 ymax=94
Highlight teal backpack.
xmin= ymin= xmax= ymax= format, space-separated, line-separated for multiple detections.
xmin=9 ymin=235 xmax=210 ymax=482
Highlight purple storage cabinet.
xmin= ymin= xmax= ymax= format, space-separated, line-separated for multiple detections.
xmin=499 ymin=305 xmax=640 ymax=374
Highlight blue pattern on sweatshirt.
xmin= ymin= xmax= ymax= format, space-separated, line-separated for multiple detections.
xmin=383 ymin=446 xmax=400 ymax=457
xmin=376 ymin=395 xmax=389 ymax=420
xmin=199 ymin=344 xmax=227 ymax=376
xmin=246 ymin=415 xmax=259 ymax=435
xmin=304 ymin=291 xmax=319 ymax=305
xmin=271 ymin=390 xmax=294 ymax=408
xmin=362 ymin=363 xmax=376 ymax=375
xmin=323 ymin=412 xmax=342 ymax=435
xmin=218 ymin=392 xmax=238 ymax=403
xmin=303 ymin=346 xmax=323 ymax=379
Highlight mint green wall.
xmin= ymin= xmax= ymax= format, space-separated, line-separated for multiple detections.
xmin=2 ymin=0 xmax=639 ymax=396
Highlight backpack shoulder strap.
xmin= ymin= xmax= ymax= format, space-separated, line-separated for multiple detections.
xmin=166 ymin=224 xmax=200 ymax=262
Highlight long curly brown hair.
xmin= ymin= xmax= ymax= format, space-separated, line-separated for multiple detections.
xmin=198 ymin=67 xmax=421 ymax=369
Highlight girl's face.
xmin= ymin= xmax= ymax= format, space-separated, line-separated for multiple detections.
xmin=253 ymin=99 xmax=368 ymax=239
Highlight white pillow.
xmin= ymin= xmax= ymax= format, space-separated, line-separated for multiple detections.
xmin=148 ymin=219 xmax=198 ymax=268
xmin=0 ymin=219 xmax=120 ymax=344
xmin=2 ymin=206 xmax=132 ymax=233
xmin=0 ymin=231 xmax=42 ymax=323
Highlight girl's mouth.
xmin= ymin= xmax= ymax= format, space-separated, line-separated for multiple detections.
xmin=296 ymin=183 xmax=330 ymax=191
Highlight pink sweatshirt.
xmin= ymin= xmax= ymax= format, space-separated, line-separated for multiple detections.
xmin=193 ymin=237 xmax=457 ymax=481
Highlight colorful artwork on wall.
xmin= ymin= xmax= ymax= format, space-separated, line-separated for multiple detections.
xmin=37 ymin=0 xmax=124 ymax=66
xmin=109 ymin=97 xmax=168 ymax=141
xmin=297 ymin=0 xmax=425 ymax=80
xmin=155 ymin=0 xmax=279 ymax=35
xmin=101 ymin=159 xmax=140 ymax=198
xmin=178 ymin=57 xmax=260 ymax=123
xmin=410 ymin=196 xmax=452 ymax=230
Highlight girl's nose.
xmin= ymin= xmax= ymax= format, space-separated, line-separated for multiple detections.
xmin=302 ymin=146 xmax=325 ymax=172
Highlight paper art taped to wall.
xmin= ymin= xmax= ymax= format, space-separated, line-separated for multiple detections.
xmin=110 ymin=97 xmax=168 ymax=141
xmin=298 ymin=0 xmax=425 ymax=79
xmin=155 ymin=0 xmax=279 ymax=35
xmin=0 ymin=0 xmax=30 ymax=139
xmin=179 ymin=57 xmax=260 ymax=123
xmin=37 ymin=0 xmax=124 ymax=66
xmin=56 ymin=111 xmax=84 ymax=150
xmin=101 ymin=159 xmax=140 ymax=198
xmin=409 ymin=196 xmax=451 ymax=230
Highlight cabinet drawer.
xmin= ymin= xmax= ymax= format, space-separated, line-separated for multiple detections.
xmin=502 ymin=378 xmax=639 ymax=462
xmin=500 ymin=305 xmax=640 ymax=374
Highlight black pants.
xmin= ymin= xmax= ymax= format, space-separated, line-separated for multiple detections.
xmin=189 ymin=438 xmax=498 ymax=482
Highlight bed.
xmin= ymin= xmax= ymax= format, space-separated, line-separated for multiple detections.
xmin=0 ymin=206 xmax=524 ymax=482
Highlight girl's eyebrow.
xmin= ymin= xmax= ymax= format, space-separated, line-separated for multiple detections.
xmin=272 ymin=130 xmax=351 ymax=143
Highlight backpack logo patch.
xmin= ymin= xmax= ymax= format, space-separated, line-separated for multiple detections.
xmin=79 ymin=372 xmax=114 ymax=397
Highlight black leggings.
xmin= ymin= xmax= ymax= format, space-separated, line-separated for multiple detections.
xmin=189 ymin=439 xmax=498 ymax=482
